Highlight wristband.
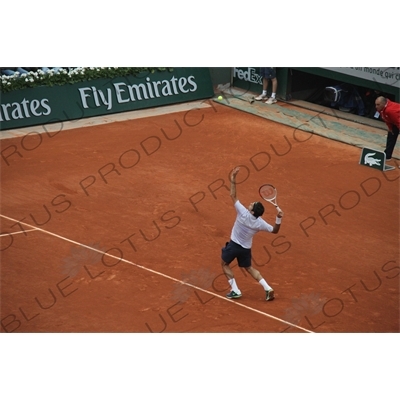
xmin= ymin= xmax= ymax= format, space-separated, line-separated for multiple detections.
xmin=276 ymin=216 xmax=282 ymax=224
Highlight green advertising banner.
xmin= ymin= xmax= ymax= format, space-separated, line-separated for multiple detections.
xmin=0 ymin=68 xmax=214 ymax=131
xmin=232 ymin=67 xmax=287 ymax=98
xmin=232 ymin=67 xmax=263 ymax=94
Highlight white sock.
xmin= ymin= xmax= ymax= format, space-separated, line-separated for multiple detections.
xmin=259 ymin=278 xmax=272 ymax=291
xmin=262 ymin=90 xmax=267 ymax=96
xmin=228 ymin=278 xmax=241 ymax=294
xmin=271 ymin=93 xmax=276 ymax=98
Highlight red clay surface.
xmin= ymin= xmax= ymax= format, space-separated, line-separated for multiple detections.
xmin=1 ymin=100 xmax=399 ymax=333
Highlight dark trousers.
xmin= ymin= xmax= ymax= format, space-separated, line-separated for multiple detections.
xmin=384 ymin=125 xmax=399 ymax=160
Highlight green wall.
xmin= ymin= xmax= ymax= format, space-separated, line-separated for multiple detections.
xmin=232 ymin=67 xmax=290 ymax=99
xmin=0 ymin=68 xmax=214 ymax=131
xmin=291 ymin=67 xmax=399 ymax=101
xmin=231 ymin=67 xmax=399 ymax=102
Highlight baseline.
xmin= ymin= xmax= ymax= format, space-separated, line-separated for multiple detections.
xmin=0 ymin=228 xmax=39 ymax=237
xmin=0 ymin=213 xmax=313 ymax=333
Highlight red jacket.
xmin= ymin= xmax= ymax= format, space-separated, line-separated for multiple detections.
xmin=380 ymin=99 xmax=400 ymax=132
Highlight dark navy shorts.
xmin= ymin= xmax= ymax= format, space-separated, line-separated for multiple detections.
xmin=221 ymin=240 xmax=252 ymax=268
xmin=260 ymin=67 xmax=276 ymax=79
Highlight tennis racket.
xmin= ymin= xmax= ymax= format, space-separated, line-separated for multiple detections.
xmin=259 ymin=184 xmax=279 ymax=208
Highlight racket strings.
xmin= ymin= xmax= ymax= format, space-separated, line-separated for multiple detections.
xmin=260 ymin=185 xmax=277 ymax=201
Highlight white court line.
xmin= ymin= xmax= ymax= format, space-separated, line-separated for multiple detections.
xmin=0 ymin=228 xmax=38 ymax=237
xmin=0 ymin=214 xmax=313 ymax=333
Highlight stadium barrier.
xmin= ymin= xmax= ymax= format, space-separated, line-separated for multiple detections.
xmin=0 ymin=68 xmax=214 ymax=131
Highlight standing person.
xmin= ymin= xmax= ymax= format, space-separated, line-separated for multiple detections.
xmin=255 ymin=67 xmax=278 ymax=104
xmin=221 ymin=166 xmax=283 ymax=301
xmin=375 ymin=96 xmax=400 ymax=161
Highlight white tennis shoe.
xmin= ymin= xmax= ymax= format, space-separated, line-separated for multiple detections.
xmin=255 ymin=94 xmax=268 ymax=101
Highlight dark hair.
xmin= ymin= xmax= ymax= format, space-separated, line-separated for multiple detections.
xmin=252 ymin=202 xmax=264 ymax=218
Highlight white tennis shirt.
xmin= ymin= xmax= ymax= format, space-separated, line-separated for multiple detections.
xmin=231 ymin=200 xmax=273 ymax=249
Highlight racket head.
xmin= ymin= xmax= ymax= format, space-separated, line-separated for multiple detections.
xmin=259 ymin=184 xmax=277 ymax=202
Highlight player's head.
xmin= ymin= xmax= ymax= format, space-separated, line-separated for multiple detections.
xmin=375 ymin=96 xmax=387 ymax=112
xmin=251 ymin=201 xmax=264 ymax=218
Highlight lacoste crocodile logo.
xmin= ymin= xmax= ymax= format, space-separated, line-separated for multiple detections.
xmin=364 ymin=152 xmax=381 ymax=166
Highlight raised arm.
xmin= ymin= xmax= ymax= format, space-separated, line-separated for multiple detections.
xmin=272 ymin=206 xmax=284 ymax=233
xmin=229 ymin=166 xmax=240 ymax=204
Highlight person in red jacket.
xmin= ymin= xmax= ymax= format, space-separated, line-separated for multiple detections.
xmin=375 ymin=96 xmax=400 ymax=161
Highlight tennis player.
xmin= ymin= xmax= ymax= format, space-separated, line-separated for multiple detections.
xmin=221 ymin=166 xmax=283 ymax=301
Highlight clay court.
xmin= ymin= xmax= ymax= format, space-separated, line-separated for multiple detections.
xmin=1 ymin=98 xmax=399 ymax=333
